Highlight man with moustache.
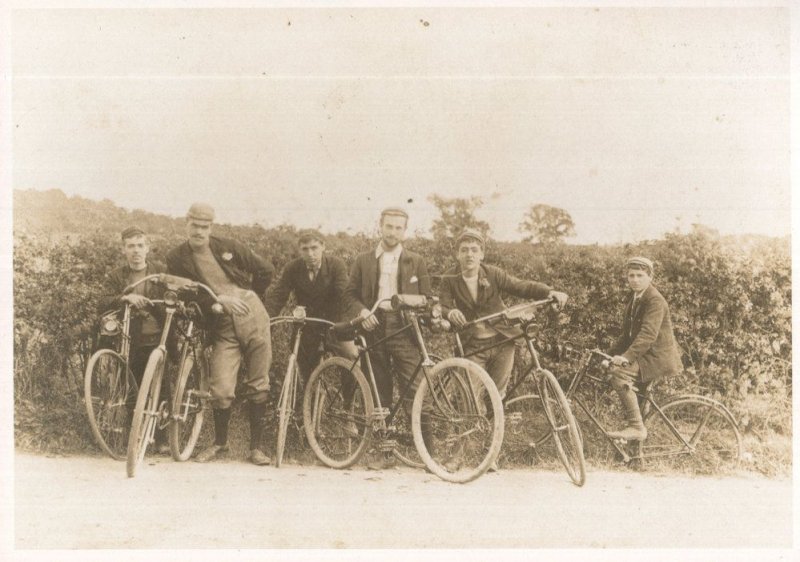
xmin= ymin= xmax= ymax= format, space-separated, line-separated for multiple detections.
xmin=166 ymin=203 xmax=275 ymax=465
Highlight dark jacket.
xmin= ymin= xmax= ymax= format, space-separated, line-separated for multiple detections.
xmin=96 ymin=261 xmax=166 ymax=348
xmin=97 ymin=261 xmax=166 ymax=314
xmin=265 ymin=254 xmax=350 ymax=321
xmin=165 ymin=236 xmax=274 ymax=300
xmin=610 ymin=284 xmax=682 ymax=382
xmin=439 ymin=263 xmax=551 ymax=344
xmin=344 ymin=246 xmax=431 ymax=317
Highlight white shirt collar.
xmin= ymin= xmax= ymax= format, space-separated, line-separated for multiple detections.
xmin=375 ymin=242 xmax=403 ymax=259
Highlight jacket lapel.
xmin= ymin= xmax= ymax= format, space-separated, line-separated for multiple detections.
xmin=179 ymin=243 xmax=201 ymax=281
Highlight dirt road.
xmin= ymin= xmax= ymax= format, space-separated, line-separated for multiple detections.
xmin=13 ymin=452 xmax=791 ymax=549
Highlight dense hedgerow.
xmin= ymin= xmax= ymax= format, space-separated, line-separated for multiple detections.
xmin=12 ymin=190 xmax=791 ymax=474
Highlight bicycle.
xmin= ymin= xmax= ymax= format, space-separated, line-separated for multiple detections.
xmin=303 ymin=294 xmax=504 ymax=483
xmin=560 ymin=346 xmax=743 ymax=472
xmin=270 ymin=306 xmax=335 ymax=468
xmin=125 ymin=273 xmax=221 ymax=477
xmin=448 ymin=297 xmax=586 ymax=486
xmin=84 ymin=304 xmax=139 ymax=459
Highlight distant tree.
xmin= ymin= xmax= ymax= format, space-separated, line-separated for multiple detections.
xmin=429 ymin=194 xmax=490 ymax=242
xmin=519 ymin=204 xmax=576 ymax=244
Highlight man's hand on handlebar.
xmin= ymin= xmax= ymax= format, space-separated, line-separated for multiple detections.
xmin=359 ymin=308 xmax=380 ymax=332
xmin=548 ymin=290 xmax=568 ymax=310
xmin=218 ymin=295 xmax=251 ymax=316
xmin=447 ymin=309 xmax=468 ymax=329
xmin=121 ymin=293 xmax=152 ymax=310
xmin=610 ymin=355 xmax=630 ymax=367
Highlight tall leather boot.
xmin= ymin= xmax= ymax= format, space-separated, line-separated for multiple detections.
xmin=607 ymin=387 xmax=647 ymax=441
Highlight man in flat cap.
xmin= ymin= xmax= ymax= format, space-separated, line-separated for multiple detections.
xmin=344 ymin=206 xmax=431 ymax=468
xmin=166 ymin=203 xmax=275 ymax=465
xmin=265 ymin=229 xmax=358 ymax=379
xmin=97 ymin=226 xmax=169 ymax=452
xmin=440 ymin=228 xmax=568 ymax=402
xmin=607 ymin=256 xmax=682 ymax=440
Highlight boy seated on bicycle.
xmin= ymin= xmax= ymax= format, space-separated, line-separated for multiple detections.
xmin=439 ymin=228 xmax=568 ymax=400
xmin=97 ymin=225 xmax=169 ymax=452
xmin=606 ymin=256 xmax=682 ymax=441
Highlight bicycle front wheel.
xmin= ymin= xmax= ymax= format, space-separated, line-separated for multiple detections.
xmin=127 ymin=348 xmax=164 ymax=478
xmin=538 ymin=369 xmax=586 ymax=486
xmin=169 ymin=344 xmax=209 ymax=461
xmin=641 ymin=395 xmax=743 ymax=474
xmin=275 ymin=353 xmax=298 ymax=468
xmin=412 ymin=357 xmax=504 ymax=484
xmin=303 ymin=357 xmax=373 ymax=469
xmin=503 ymin=377 xmax=555 ymax=464
xmin=84 ymin=349 xmax=136 ymax=460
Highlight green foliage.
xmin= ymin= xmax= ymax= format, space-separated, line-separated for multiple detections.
xmin=13 ymin=190 xmax=792 ymax=474
xmin=519 ymin=204 xmax=577 ymax=244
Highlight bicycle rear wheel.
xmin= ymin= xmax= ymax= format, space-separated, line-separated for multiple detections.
xmin=538 ymin=369 xmax=586 ymax=486
xmin=84 ymin=349 xmax=136 ymax=460
xmin=275 ymin=353 xmax=298 ymax=468
xmin=169 ymin=344 xmax=209 ymax=461
xmin=303 ymin=357 xmax=373 ymax=469
xmin=412 ymin=358 xmax=504 ymax=483
xmin=641 ymin=395 xmax=743 ymax=474
xmin=127 ymin=348 xmax=164 ymax=478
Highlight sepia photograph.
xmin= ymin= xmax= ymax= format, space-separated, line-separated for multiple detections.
xmin=1 ymin=1 xmax=795 ymax=560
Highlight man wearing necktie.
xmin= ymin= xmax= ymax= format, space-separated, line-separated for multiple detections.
xmin=607 ymin=256 xmax=682 ymax=441
xmin=265 ymin=229 xmax=358 ymax=379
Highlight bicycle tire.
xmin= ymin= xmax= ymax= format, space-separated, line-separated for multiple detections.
xmin=169 ymin=344 xmax=209 ymax=461
xmin=303 ymin=356 xmax=373 ymax=469
xmin=641 ymin=394 xmax=743 ymax=474
xmin=126 ymin=348 xmax=164 ymax=478
xmin=538 ymin=368 xmax=586 ymax=486
xmin=84 ymin=349 xmax=136 ymax=460
xmin=275 ymin=353 xmax=298 ymax=468
xmin=411 ymin=357 xmax=504 ymax=484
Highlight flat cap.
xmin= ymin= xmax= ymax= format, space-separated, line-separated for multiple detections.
xmin=120 ymin=225 xmax=145 ymax=240
xmin=626 ymin=256 xmax=654 ymax=275
xmin=186 ymin=202 xmax=215 ymax=222
xmin=380 ymin=206 xmax=409 ymax=220
xmin=456 ymin=227 xmax=486 ymax=248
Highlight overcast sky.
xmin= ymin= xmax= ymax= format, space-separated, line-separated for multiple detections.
xmin=11 ymin=6 xmax=790 ymax=243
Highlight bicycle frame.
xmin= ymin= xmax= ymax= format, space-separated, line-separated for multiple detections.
xmin=564 ymin=350 xmax=716 ymax=463
xmin=345 ymin=306 xmax=481 ymax=439
xmin=453 ymin=319 xmax=557 ymax=413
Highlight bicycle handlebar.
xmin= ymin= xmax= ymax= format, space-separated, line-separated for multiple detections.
xmin=329 ymin=294 xmax=443 ymax=339
xmin=270 ymin=316 xmax=335 ymax=328
xmin=123 ymin=273 xmax=223 ymax=314
xmin=449 ymin=296 xmax=558 ymax=333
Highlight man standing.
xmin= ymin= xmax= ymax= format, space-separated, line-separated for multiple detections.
xmin=344 ymin=207 xmax=431 ymax=423
xmin=97 ymin=225 xmax=168 ymax=452
xmin=166 ymin=203 xmax=275 ymax=465
xmin=607 ymin=257 xmax=682 ymax=441
xmin=265 ymin=229 xmax=358 ymax=378
xmin=439 ymin=228 xmax=568 ymax=400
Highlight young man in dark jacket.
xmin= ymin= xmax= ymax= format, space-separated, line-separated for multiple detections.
xmin=98 ymin=225 xmax=167 ymax=451
xmin=166 ymin=202 xmax=275 ymax=465
xmin=265 ymin=229 xmax=358 ymax=379
xmin=607 ymin=256 xmax=682 ymax=441
xmin=439 ymin=228 xmax=568 ymax=399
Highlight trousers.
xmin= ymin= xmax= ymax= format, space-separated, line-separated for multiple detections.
xmin=208 ymin=290 xmax=271 ymax=409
